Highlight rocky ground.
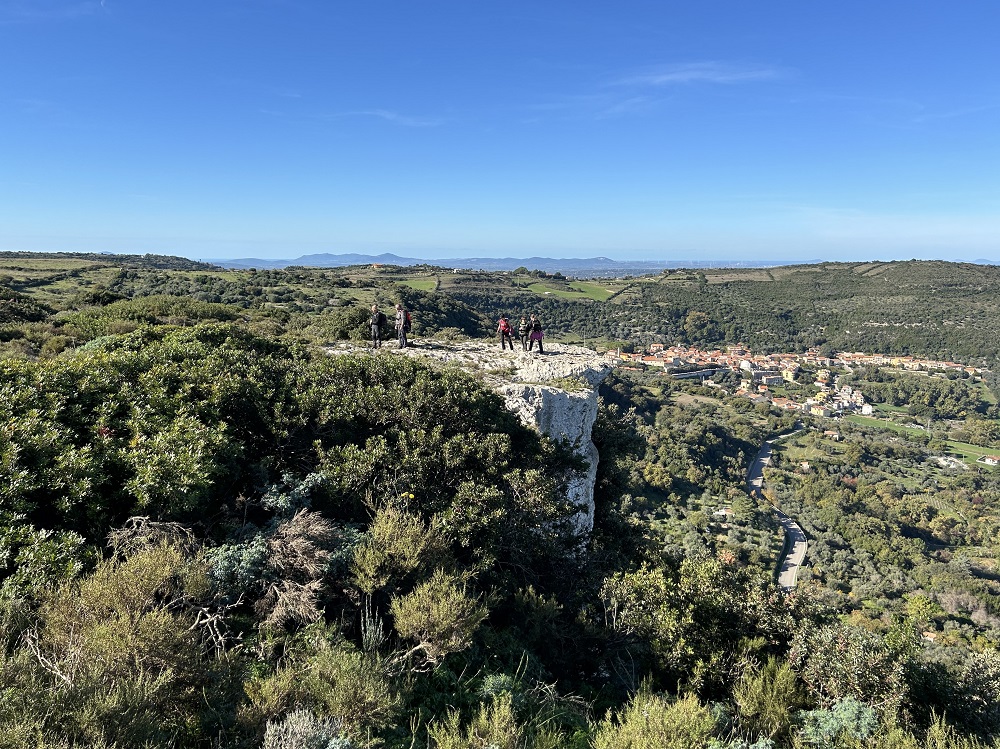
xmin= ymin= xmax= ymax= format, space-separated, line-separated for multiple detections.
xmin=325 ymin=339 xmax=612 ymax=388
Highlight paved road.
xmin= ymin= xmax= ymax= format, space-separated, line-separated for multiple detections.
xmin=773 ymin=509 xmax=808 ymax=591
xmin=746 ymin=430 xmax=808 ymax=592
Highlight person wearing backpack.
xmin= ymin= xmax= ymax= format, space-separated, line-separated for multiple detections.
xmin=517 ymin=315 xmax=530 ymax=351
xmin=395 ymin=303 xmax=410 ymax=349
xmin=528 ymin=314 xmax=544 ymax=353
xmin=497 ymin=316 xmax=515 ymax=350
xmin=370 ymin=304 xmax=387 ymax=349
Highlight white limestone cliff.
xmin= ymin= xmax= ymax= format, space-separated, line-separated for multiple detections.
xmin=497 ymin=380 xmax=604 ymax=534
xmin=336 ymin=341 xmax=613 ymax=534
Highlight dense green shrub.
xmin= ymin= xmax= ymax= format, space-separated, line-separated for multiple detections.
xmin=591 ymin=692 xmax=716 ymax=749
xmin=241 ymin=624 xmax=400 ymax=740
xmin=0 ymin=540 xmax=233 ymax=746
xmin=789 ymin=622 xmax=915 ymax=718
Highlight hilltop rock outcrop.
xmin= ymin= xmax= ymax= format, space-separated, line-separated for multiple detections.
xmin=333 ymin=341 xmax=612 ymax=533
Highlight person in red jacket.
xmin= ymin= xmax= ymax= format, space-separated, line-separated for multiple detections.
xmin=497 ymin=316 xmax=515 ymax=350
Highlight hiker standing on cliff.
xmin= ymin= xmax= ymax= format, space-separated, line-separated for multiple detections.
xmin=394 ymin=303 xmax=410 ymax=349
xmin=528 ymin=314 xmax=544 ymax=353
xmin=369 ymin=304 xmax=386 ymax=349
xmin=517 ymin=315 xmax=530 ymax=351
xmin=497 ymin=316 xmax=516 ymax=350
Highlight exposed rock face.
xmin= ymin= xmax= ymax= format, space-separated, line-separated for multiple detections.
xmin=497 ymin=381 xmax=604 ymax=533
xmin=336 ymin=341 xmax=612 ymax=533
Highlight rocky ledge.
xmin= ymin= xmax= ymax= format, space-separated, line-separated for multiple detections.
xmin=328 ymin=341 xmax=613 ymax=534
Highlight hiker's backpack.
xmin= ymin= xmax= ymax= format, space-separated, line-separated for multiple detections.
xmin=377 ymin=311 xmax=387 ymax=327
xmin=531 ymin=319 xmax=542 ymax=333
xmin=404 ymin=311 xmax=412 ymax=333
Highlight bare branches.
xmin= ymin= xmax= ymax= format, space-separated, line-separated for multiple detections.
xmin=23 ymin=627 xmax=75 ymax=687
xmin=108 ymin=516 xmax=198 ymax=559
xmin=251 ymin=509 xmax=339 ymax=628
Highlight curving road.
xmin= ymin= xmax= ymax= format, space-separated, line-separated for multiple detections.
xmin=746 ymin=430 xmax=808 ymax=592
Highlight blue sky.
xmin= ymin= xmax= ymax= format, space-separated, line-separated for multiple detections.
xmin=2 ymin=1 xmax=999 ymax=262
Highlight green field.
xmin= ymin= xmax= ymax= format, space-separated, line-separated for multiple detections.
xmin=874 ymin=403 xmax=909 ymax=414
xmin=567 ymin=281 xmax=625 ymax=301
xmin=398 ymin=278 xmax=438 ymax=292
xmin=846 ymin=414 xmax=928 ymax=435
xmin=0 ymin=257 xmax=102 ymax=272
xmin=938 ymin=441 xmax=998 ymax=464
xmin=525 ymin=282 xmax=595 ymax=300
xmin=845 ymin=414 xmax=998 ymax=465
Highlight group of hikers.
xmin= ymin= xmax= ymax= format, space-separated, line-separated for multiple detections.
xmin=368 ymin=303 xmax=545 ymax=353
xmin=496 ymin=314 xmax=544 ymax=352
xmin=369 ymin=303 xmax=411 ymax=349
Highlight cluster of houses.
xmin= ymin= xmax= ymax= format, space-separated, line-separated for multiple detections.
xmin=613 ymin=344 xmax=979 ymax=375
xmin=608 ymin=344 xmax=983 ymax=417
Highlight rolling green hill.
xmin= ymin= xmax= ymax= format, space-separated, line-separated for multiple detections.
xmin=4 ymin=253 xmax=1000 ymax=364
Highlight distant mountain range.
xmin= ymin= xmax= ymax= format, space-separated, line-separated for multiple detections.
xmin=212 ymin=252 xmax=818 ymax=276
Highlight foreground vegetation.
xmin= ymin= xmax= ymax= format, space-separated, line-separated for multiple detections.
xmin=1 ymin=252 xmax=999 ymax=747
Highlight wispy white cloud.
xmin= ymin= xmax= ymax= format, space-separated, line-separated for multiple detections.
xmin=596 ymin=95 xmax=657 ymax=118
xmin=258 ymin=107 xmax=446 ymax=128
xmin=332 ymin=109 xmax=445 ymax=127
xmin=528 ymin=60 xmax=782 ymax=121
xmin=529 ymin=92 xmax=664 ymax=120
xmin=616 ymin=61 xmax=785 ymax=87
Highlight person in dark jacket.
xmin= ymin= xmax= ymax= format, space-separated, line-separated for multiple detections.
xmin=528 ymin=314 xmax=544 ymax=353
xmin=370 ymin=304 xmax=386 ymax=349
xmin=517 ymin=315 xmax=530 ymax=351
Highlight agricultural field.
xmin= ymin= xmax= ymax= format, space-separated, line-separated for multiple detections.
xmin=845 ymin=417 xmax=1000 ymax=466
xmin=397 ymin=277 xmax=438 ymax=292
